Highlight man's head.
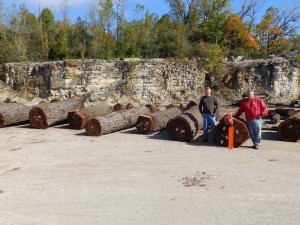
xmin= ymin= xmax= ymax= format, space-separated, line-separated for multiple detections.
xmin=205 ymin=87 xmax=212 ymax=96
xmin=247 ymin=89 xmax=255 ymax=100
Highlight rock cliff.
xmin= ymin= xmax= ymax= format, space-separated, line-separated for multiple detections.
xmin=1 ymin=57 xmax=299 ymax=105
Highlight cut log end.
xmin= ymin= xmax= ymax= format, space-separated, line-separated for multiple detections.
xmin=186 ymin=101 xmax=197 ymax=110
xmin=113 ymin=103 xmax=125 ymax=111
xmin=136 ymin=115 xmax=155 ymax=134
xmin=126 ymin=103 xmax=134 ymax=110
xmin=166 ymin=118 xmax=192 ymax=142
xmin=278 ymin=118 xmax=300 ymax=142
xmin=216 ymin=117 xmax=250 ymax=148
xmin=29 ymin=107 xmax=48 ymax=129
xmin=85 ymin=119 xmax=101 ymax=136
xmin=67 ymin=110 xmax=86 ymax=129
xmin=165 ymin=104 xmax=176 ymax=109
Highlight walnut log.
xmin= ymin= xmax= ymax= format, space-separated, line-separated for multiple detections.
xmin=85 ymin=104 xmax=158 ymax=136
xmin=166 ymin=106 xmax=202 ymax=142
xmin=216 ymin=117 xmax=250 ymax=148
xmin=0 ymin=103 xmax=32 ymax=127
xmin=67 ymin=102 xmax=113 ymax=129
xmin=278 ymin=118 xmax=300 ymax=142
xmin=136 ymin=107 xmax=183 ymax=134
xmin=29 ymin=97 xmax=84 ymax=129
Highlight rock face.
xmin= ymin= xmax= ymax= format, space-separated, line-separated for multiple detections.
xmin=1 ymin=57 xmax=299 ymax=104
xmin=223 ymin=56 xmax=299 ymax=101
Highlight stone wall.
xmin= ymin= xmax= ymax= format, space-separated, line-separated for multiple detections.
xmin=1 ymin=57 xmax=299 ymax=105
xmin=222 ymin=56 xmax=300 ymax=102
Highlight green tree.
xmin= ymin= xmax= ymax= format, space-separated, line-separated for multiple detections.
xmin=165 ymin=0 xmax=200 ymax=29
xmin=197 ymin=0 xmax=231 ymax=45
xmin=39 ymin=8 xmax=56 ymax=59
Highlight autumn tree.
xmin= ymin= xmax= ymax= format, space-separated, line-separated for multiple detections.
xmin=224 ymin=14 xmax=259 ymax=51
xmin=255 ymin=6 xmax=298 ymax=54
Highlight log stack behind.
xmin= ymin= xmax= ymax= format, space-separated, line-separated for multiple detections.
xmin=29 ymin=97 xmax=84 ymax=129
xmin=166 ymin=105 xmax=202 ymax=142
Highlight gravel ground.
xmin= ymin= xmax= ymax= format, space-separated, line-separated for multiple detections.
xmin=0 ymin=124 xmax=299 ymax=225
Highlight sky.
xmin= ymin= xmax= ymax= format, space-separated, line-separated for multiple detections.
xmin=2 ymin=0 xmax=300 ymax=23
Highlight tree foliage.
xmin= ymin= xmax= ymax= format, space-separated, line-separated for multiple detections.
xmin=0 ymin=0 xmax=299 ymax=63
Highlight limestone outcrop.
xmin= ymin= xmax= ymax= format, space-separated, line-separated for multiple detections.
xmin=1 ymin=57 xmax=299 ymax=105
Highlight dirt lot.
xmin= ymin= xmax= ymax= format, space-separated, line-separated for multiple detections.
xmin=0 ymin=124 xmax=299 ymax=225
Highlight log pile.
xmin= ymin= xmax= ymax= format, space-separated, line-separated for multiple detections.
xmin=29 ymin=97 xmax=84 ymax=129
xmin=85 ymin=104 xmax=158 ymax=136
xmin=166 ymin=105 xmax=202 ymax=142
xmin=0 ymin=103 xmax=33 ymax=127
xmin=136 ymin=107 xmax=183 ymax=134
xmin=216 ymin=115 xmax=250 ymax=148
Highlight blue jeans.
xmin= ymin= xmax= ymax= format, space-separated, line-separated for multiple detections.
xmin=203 ymin=114 xmax=217 ymax=139
xmin=247 ymin=118 xmax=262 ymax=147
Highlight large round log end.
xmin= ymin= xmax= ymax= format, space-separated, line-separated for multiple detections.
xmin=67 ymin=110 xmax=86 ymax=129
xmin=29 ymin=107 xmax=48 ymax=129
xmin=278 ymin=118 xmax=300 ymax=142
xmin=136 ymin=115 xmax=155 ymax=134
xmin=85 ymin=119 xmax=102 ymax=136
xmin=216 ymin=117 xmax=250 ymax=148
xmin=166 ymin=117 xmax=192 ymax=142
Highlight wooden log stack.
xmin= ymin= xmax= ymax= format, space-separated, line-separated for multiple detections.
xmin=85 ymin=104 xmax=158 ymax=136
xmin=278 ymin=117 xmax=300 ymax=142
xmin=29 ymin=97 xmax=84 ymax=129
xmin=136 ymin=107 xmax=183 ymax=134
xmin=67 ymin=102 xmax=113 ymax=129
xmin=216 ymin=115 xmax=250 ymax=148
xmin=0 ymin=103 xmax=33 ymax=127
xmin=166 ymin=105 xmax=202 ymax=142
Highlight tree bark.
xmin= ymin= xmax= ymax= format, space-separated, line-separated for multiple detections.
xmin=136 ymin=107 xmax=183 ymax=134
xmin=216 ymin=117 xmax=250 ymax=148
xmin=166 ymin=106 xmax=202 ymax=142
xmin=29 ymin=97 xmax=84 ymax=129
xmin=278 ymin=118 xmax=300 ymax=142
xmin=67 ymin=103 xmax=113 ymax=129
xmin=85 ymin=105 xmax=158 ymax=136
xmin=0 ymin=103 xmax=32 ymax=127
